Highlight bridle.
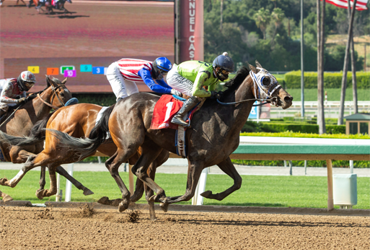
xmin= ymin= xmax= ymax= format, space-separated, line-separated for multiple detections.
xmin=217 ymin=68 xmax=281 ymax=106
xmin=0 ymin=84 xmax=67 ymax=127
xmin=37 ymin=84 xmax=65 ymax=110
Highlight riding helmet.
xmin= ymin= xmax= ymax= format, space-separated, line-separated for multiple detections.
xmin=17 ymin=71 xmax=36 ymax=91
xmin=153 ymin=57 xmax=172 ymax=73
xmin=213 ymin=52 xmax=234 ymax=81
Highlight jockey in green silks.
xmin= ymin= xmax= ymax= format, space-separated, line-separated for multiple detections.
xmin=167 ymin=52 xmax=234 ymax=127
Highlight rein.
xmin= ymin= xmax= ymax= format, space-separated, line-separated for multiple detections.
xmin=216 ymin=98 xmax=269 ymax=106
xmin=37 ymin=85 xmax=65 ymax=110
xmin=217 ymin=68 xmax=281 ymax=106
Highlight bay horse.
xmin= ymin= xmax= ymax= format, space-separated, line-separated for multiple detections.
xmin=45 ymin=62 xmax=293 ymax=217
xmin=0 ymin=103 xmax=169 ymax=213
xmin=0 ymin=76 xmax=93 ymax=199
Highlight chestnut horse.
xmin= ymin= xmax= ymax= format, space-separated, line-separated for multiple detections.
xmin=0 ymin=103 xmax=169 ymax=209
xmin=45 ymin=63 xmax=293 ymax=219
xmin=0 ymin=76 xmax=93 ymax=200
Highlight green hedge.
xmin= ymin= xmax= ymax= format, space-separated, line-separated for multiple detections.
xmin=242 ymin=121 xmax=346 ymax=134
xmin=284 ymin=71 xmax=370 ymax=89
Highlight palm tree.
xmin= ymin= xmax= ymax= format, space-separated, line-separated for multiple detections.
xmin=271 ymin=8 xmax=285 ymax=37
xmin=253 ymin=8 xmax=271 ymax=40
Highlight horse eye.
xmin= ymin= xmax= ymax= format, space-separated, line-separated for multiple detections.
xmin=262 ymin=78 xmax=270 ymax=86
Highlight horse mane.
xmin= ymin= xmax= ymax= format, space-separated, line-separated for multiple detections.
xmin=222 ymin=66 xmax=250 ymax=97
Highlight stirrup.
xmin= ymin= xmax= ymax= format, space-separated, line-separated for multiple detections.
xmin=171 ymin=116 xmax=190 ymax=127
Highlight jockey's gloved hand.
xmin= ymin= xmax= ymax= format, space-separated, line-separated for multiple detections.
xmin=210 ymin=91 xmax=222 ymax=100
xmin=171 ymin=89 xmax=182 ymax=96
xmin=18 ymin=97 xmax=27 ymax=103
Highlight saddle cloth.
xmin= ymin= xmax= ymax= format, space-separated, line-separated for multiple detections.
xmin=150 ymin=95 xmax=196 ymax=130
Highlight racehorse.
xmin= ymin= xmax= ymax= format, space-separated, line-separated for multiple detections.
xmin=0 ymin=76 xmax=93 ymax=199
xmin=33 ymin=0 xmax=71 ymax=14
xmin=44 ymin=62 xmax=293 ymax=217
xmin=0 ymin=0 xmax=27 ymax=7
xmin=0 ymin=103 xmax=169 ymax=218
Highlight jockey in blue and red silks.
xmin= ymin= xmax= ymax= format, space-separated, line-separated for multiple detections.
xmin=106 ymin=57 xmax=181 ymax=102
xmin=0 ymin=71 xmax=36 ymax=117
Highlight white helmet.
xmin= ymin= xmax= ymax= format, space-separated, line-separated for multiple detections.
xmin=17 ymin=71 xmax=36 ymax=91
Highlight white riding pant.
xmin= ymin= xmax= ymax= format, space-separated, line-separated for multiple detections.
xmin=106 ymin=61 xmax=139 ymax=101
xmin=166 ymin=64 xmax=194 ymax=97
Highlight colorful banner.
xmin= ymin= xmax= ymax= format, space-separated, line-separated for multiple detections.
xmin=177 ymin=0 xmax=204 ymax=62
xmin=324 ymin=0 xmax=368 ymax=11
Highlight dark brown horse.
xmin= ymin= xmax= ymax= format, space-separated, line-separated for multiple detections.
xmin=0 ymin=103 xmax=169 ymax=210
xmin=0 ymin=76 xmax=93 ymax=199
xmin=46 ymin=63 xmax=293 ymax=218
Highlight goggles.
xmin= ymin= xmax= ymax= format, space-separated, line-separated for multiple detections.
xmin=220 ymin=68 xmax=230 ymax=75
xmin=25 ymin=82 xmax=35 ymax=89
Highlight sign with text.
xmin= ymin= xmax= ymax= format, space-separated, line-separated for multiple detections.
xmin=64 ymin=70 xmax=77 ymax=77
xmin=47 ymin=68 xmax=59 ymax=75
xmin=60 ymin=65 xmax=75 ymax=75
xmin=28 ymin=66 xmax=39 ymax=74
xmin=92 ymin=67 xmax=105 ymax=75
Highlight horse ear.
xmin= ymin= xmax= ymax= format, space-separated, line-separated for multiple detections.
xmin=61 ymin=78 xmax=67 ymax=85
xmin=246 ymin=62 xmax=257 ymax=73
xmin=255 ymin=61 xmax=263 ymax=69
xmin=46 ymin=75 xmax=51 ymax=87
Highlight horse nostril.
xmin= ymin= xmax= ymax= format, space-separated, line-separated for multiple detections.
xmin=284 ymin=96 xmax=293 ymax=102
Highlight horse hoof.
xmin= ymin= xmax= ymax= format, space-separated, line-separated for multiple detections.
xmin=117 ymin=201 xmax=129 ymax=213
xmin=159 ymin=202 xmax=169 ymax=212
xmin=83 ymin=188 xmax=94 ymax=196
xmin=200 ymin=190 xmax=212 ymax=198
xmin=36 ymin=189 xmax=45 ymax=200
xmin=0 ymin=178 xmax=8 ymax=185
xmin=3 ymin=194 xmax=13 ymax=203
xmin=97 ymin=196 xmax=110 ymax=205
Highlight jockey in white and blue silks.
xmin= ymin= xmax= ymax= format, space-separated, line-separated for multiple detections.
xmin=106 ymin=57 xmax=181 ymax=101
xmin=0 ymin=71 xmax=36 ymax=117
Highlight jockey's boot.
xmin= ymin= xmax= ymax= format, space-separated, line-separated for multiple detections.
xmin=0 ymin=109 xmax=6 ymax=118
xmin=171 ymin=96 xmax=198 ymax=127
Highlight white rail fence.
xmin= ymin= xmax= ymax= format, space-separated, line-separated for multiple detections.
xmin=58 ymin=136 xmax=369 ymax=205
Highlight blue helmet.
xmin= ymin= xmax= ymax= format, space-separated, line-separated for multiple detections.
xmin=213 ymin=53 xmax=234 ymax=81
xmin=153 ymin=57 xmax=172 ymax=73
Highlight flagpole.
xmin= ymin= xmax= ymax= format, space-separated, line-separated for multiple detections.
xmin=300 ymin=0 xmax=305 ymax=118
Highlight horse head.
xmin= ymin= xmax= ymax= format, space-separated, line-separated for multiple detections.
xmin=44 ymin=75 xmax=73 ymax=109
xmin=247 ymin=61 xmax=293 ymax=109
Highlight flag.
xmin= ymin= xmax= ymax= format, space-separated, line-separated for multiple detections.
xmin=324 ymin=0 xmax=368 ymax=11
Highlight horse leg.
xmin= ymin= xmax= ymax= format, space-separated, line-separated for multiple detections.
xmin=105 ymin=150 xmax=135 ymax=212
xmin=38 ymin=166 xmax=46 ymax=191
xmin=131 ymin=144 xmax=166 ymax=203
xmin=164 ymin=162 xmax=204 ymax=205
xmin=0 ymin=190 xmax=13 ymax=202
xmin=0 ymin=151 xmax=55 ymax=188
xmin=36 ymin=165 xmax=58 ymax=199
xmin=55 ymin=165 xmax=93 ymax=195
xmin=130 ymin=149 xmax=167 ymax=203
xmin=201 ymin=157 xmax=242 ymax=200
xmin=0 ymin=159 xmax=39 ymax=188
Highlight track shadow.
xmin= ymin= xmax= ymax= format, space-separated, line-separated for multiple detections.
xmin=205 ymin=202 xmax=285 ymax=207
xmin=168 ymin=218 xmax=369 ymax=228
xmin=6 ymin=4 xmax=28 ymax=7
xmin=49 ymin=14 xmax=90 ymax=19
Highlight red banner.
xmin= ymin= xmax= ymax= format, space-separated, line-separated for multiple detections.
xmin=177 ymin=0 xmax=204 ymax=62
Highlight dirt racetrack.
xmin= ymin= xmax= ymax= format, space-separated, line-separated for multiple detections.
xmin=1 ymin=204 xmax=370 ymax=249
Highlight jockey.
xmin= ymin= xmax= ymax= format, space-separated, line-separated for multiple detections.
xmin=0 ymin=71 xmax=36 ymax=117
xmin=168 ymin=52 xmax=234 ymax=127
xmin=106 ymin=57 xmax=181 ymax=101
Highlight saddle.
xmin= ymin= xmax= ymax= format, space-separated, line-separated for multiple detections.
xmin=150 ymin=94 xmax=204 ymax=157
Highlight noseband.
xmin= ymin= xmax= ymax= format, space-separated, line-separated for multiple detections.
xmin=37 ymin=85 xmax=65 ymax=110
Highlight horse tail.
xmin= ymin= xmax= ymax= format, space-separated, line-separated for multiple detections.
xmin=46 ymin=104 xmax=115 ymax=160
xmin=0 ymin=112 xmax=54 ymax=147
